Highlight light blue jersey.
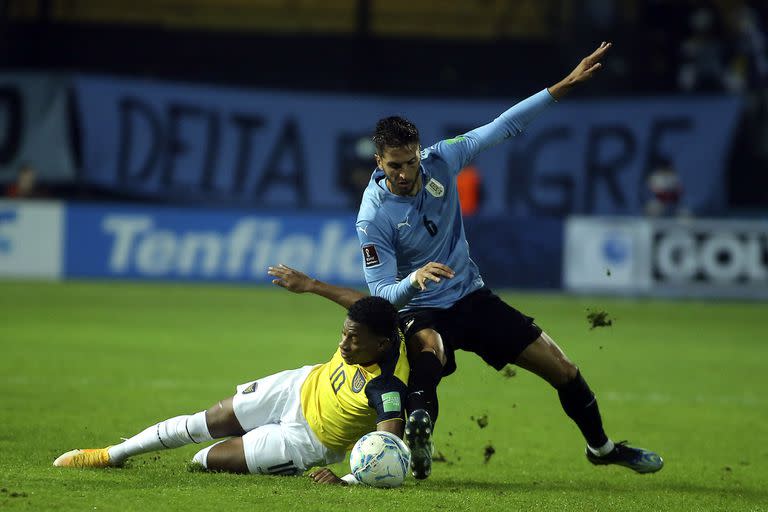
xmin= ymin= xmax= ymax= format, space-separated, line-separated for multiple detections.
xmin=356 ymin=89 xmax=556 ymax=310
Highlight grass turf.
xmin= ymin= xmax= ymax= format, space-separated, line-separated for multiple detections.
xmin=1 ymin=280 xmax=766 ymax=511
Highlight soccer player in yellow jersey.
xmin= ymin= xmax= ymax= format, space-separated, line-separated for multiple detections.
xmin=53 ymin=296 xmax=409 ymax=485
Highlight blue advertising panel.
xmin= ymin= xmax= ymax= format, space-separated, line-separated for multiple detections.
xmin=72 ymin=75 xmax=742 ymax=216
xmin=63 ymin=202 xmax=564 ymax=289
xmin=464 ymin=216 xmax=563 ymax=289
xmin=65 ymin=203 xmax=364 ymax=284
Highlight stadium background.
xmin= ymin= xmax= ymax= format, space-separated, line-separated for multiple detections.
xmin=1 ymin=1 xmax=767 ymax=511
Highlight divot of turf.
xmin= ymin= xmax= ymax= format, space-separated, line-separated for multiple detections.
xmin=483 ymin=444 xmax=496 ymax=464
xmin=586 ymin=308 xmax=613 ymax=329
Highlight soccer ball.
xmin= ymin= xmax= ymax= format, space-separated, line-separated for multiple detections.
xmin=350 ymin=431 xmax=411 ymax=488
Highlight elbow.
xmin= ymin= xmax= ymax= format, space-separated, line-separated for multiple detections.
xmin=372 ymin=283 xmax=407 ymax=310
xmin=391 ymin=297 xmax=408 ymax=310
xmin=509 ymin=122 xmax=525 ymax=137
xmin=372 ymin=283 xmax=396 ymax=304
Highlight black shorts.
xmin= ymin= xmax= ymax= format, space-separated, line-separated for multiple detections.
xmin=399 ymin=287 xmax=542 ymax=376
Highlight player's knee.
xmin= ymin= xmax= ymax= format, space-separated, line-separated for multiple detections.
xmin=547 ymin=353 xmax=578 ymax=387
xmin=191 ymin=445 xmax=213 ymax=470
xmin=205 ymin=398 xmax=246 ymax=438
xmin=560 ymin=360 xmax=579 ymax=384
xmin=422 ymin=344 xmax=447 ymax=366
xmin=204 ymin=438 xmax=249 ymax=474
xmin=540 ymin=333 xmax=578 ymax=386
xmin=407 ymin=329 xmax=447 ymax=366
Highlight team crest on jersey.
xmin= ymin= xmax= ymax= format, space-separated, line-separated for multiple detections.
xmin=425 ymin=178 xmax=444 ymax=197
xmin=351 ymin=368 xmax=366 ymax=393
xmin=242 ymin=382 xmax=258 ymax=394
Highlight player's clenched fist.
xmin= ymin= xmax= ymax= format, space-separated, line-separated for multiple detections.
xmin=411 ymin=262 xmax=455 ymax=291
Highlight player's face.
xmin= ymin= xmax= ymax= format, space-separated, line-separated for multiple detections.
xmin=339 ymin=317 xmax=386 ymax=366
xmin=376 ymin=144 xmax=421 ymax=196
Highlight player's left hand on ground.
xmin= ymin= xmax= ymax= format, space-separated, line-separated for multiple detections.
xmin=268 ymin=264 xmax=314 ymax=294
xmin=309 ymin=467 xmax=345 ymax=485
xmin=565 ymin=41 xmax=612 ymax=85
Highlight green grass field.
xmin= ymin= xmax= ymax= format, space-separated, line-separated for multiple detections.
xmin=1 ymin=280 xmax=767 ymax=511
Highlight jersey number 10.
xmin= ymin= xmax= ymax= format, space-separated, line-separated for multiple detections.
xmin=330 ymin=362 xmax=346 ymax=394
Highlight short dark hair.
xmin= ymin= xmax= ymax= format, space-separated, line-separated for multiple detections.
xmin=372 ymin=116 xmax=420 ymax=155
xmin=347 ymin=296 xmax=398 ymax=342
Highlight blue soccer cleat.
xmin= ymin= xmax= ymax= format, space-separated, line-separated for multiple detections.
xmin=586 ymin=441 xmax=664 ymax=474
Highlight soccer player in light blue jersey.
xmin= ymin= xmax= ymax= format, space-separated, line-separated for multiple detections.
xmin=352 ymin=42 xmax=663 ymax=479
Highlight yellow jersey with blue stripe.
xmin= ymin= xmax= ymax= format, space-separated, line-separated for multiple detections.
xmin=300 ymin=334 xmax=409 ymax=452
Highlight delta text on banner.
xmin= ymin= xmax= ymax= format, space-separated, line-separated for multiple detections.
xmin=72 ymin=75 xmax=743 ymax=215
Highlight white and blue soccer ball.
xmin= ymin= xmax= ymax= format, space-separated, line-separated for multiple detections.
xmin=350 ymin=431 xmax=411 ymax=488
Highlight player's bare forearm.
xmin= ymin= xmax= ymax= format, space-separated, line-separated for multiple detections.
xmin=309 ymin=279 xmax=367 ymax=310
xmin=547 ymin=41 xmax=612 ymax=101
xmin=268 ymin=264 xmax=366 ymax=309
xmin=377 ymin=418 xmax=405 ymax=439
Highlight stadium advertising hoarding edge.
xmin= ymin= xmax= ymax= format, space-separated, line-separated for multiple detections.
xmin=3 ymin=199 xmax=765 ymax=300
xmin=0 ymin=199 xmax=64 ymax=278
xmin=564 ymin=216 xmax=768 ymax=299
xmin=72 ymin=75 xmax=742 ymax=216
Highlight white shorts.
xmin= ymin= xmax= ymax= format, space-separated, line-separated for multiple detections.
xmin=232 ymin=365 xmax=345 ymax=475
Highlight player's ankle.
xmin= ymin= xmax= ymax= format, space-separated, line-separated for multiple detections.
xmin=587 ymin=439 xmax=614 ymax=457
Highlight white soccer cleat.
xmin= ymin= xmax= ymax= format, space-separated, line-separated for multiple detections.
xmin=53 ymin=447 xmax=113 ymax=468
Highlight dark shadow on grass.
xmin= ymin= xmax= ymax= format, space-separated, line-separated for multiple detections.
xmin=433 ymin=478 xmax=768 ymax=502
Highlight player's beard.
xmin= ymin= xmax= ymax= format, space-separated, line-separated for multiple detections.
xmin=389 ymin=173 xmax=420 ymax=196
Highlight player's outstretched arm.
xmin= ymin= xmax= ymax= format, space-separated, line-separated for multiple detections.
xmin=430 ymin=42 xmax=611 ymax=172
xmin=268 ymin=264 xmax=367 ymax=309
xmin=547 ymin=41 xmax=612 ymax=100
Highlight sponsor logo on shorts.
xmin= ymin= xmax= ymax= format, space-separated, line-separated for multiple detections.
xmin=242 ymin=382 xmax=258 ymax=394
xmin=352 ymin=368 xmax=366 ymax=393
xmin=363 ymin=244 xmax=380 ymax=267
xmin=381 ymin=391 xmax=401 ymax=413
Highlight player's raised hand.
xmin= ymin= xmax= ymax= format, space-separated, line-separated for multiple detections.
xmin=412 ymin=262 xmax=455 ymax=291
xmin=548 ymin=41 xmax=612 ymax=100
xmin=309 ymin=467 xmax=345 ymax=485
xmin=569 ymin=41 xmax=611 ymax=84
xmin=268 ymin=264 xmax=314 ymax=293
